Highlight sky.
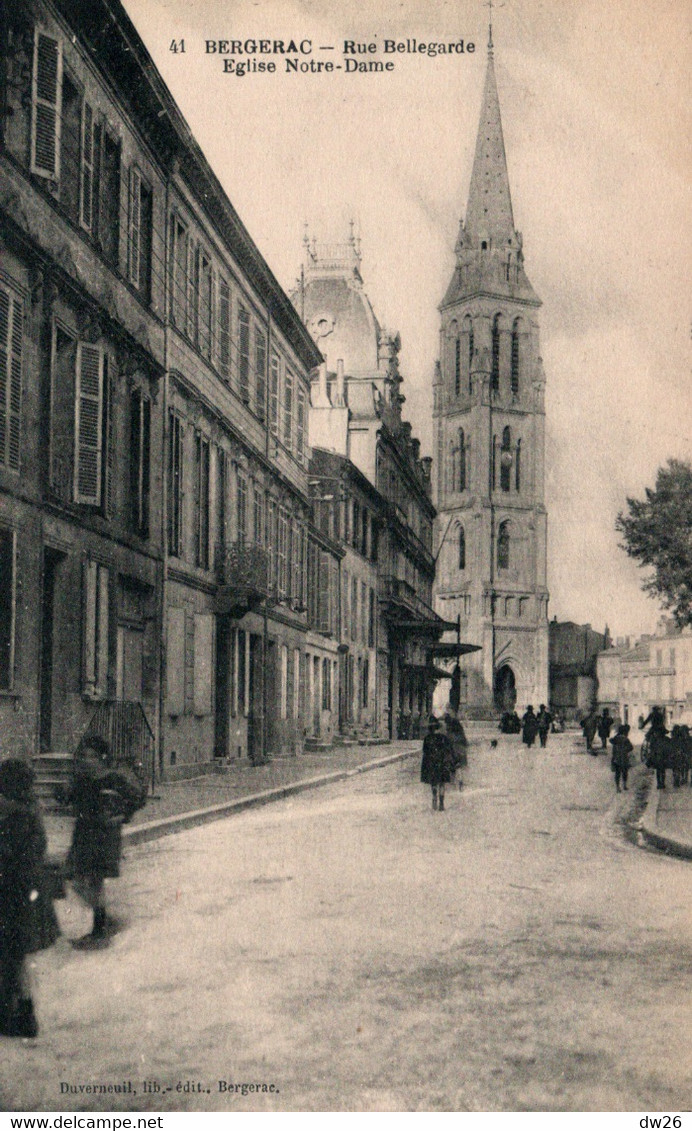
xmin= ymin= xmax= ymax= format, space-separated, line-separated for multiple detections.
xmin=122 ymin=0 xmax=691 ymax=639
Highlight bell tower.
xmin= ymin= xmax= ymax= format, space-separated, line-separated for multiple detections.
xmin=433 ymin=29 xmax=549 ymax=713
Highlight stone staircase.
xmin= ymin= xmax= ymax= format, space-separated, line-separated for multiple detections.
xmin=33 ymin=752 xmax=74 ymax=809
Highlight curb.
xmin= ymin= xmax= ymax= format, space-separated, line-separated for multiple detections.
xmin=639 ymin=779 xmax=692 ymax=861
xmin=123 ymin=747 xmax=419 ymax=847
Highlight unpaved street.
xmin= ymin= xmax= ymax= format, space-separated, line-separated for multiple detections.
xmin=2 ymin=734 xmax=691 ymax=1112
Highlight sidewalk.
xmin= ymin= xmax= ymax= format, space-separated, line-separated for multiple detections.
xmin=640 ymin=777 xmax=692 ymax=860
xmin=42 ymin=728 xmax=692 ymax=862
xmin=44 ymin=740 xmax=421 ymax=858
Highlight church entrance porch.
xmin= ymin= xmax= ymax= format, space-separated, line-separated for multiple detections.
xmin=494 ymin=664 xmax=517 ymax=713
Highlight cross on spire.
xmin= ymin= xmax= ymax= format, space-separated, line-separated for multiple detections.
xmin=485 ymin=0 xmax=494 ymax=51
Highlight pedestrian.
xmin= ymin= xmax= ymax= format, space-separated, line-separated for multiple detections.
xmin=420 ymin=717 xmax=455 ymax=811
xmin=62 ymin=735 xmax=146 ymax=948
xmin=597 ymin=708 xmax=614 ymax=750
xmin=521 ymin=705 xmax=539 ymax=748
xmin=580 ymin=710 xmax=598 ymax=755
xmin=443 ymin=709 xmax=468 ymax=788
xmin=0 ymin=758 xmax=60 ymax=1038
xmin=669 ymin=726 xmax=691 ymax=789
xmin=610 ymin=724 xmax=633 ymax=793
xmin=640 ymin=706 xmax=669 ymax=790
xmin=536 ymin=704 xmax=553 ymax=748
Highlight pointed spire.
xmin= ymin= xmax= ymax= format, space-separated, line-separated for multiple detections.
xmin=464 ymin=44 xmax=515 ymax=245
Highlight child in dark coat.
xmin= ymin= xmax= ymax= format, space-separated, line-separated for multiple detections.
xmin=62 ymin=736 xmax=146 ymax=948
xmin=421 ymin=718 xmax=456 ymax=811
xmin=610 ymin=725 xmax=633 ymax=792
xmin=0 ymin=759 xmax=60 ymax=1038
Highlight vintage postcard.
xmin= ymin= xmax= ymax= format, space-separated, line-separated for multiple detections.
xmin=0 ymin=0 xmax=689 ymax=1119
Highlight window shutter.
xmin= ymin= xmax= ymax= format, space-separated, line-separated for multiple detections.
xmin=97 ymin=565 xmax=109 ymax=695
xmin=75 ymin=342 xmax=103 ymax=504
xmin=103 ymin=356 xmax=115 ymax=516
xmin=269 ymin=354 xmax=279 ymax=437
xmin=0 ymin=287 xmax=23 ymax=472
xmin=31 ymin=30 xmax=62 ymax=179
xmin=319 ymin=551 xmax=330 ymax=633
xmin=80 ymin=101 xmax=95 ymax=231
xmin=218 ymin=278 xmax=230 ymax=380
xmin=128 ymin=166 xmax=142 ymax=287
xmin=83 ymin=558 xmax=97 ymax=688
xmin=238 ymin=307 xmax=250 ymax=402
xmin=166 ymin=607 xmax=185 ymax=716
xmin=186 ymin=239 xmax=196 ymax=339
xmin=193 ymin=613 xmax=214 ymax=716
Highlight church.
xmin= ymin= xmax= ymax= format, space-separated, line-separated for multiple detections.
xmin=432 ymin=28 xmax=549 ymax=714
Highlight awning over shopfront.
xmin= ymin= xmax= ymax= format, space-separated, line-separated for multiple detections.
xmin=427 ymin=642 xmax=482 ymax=659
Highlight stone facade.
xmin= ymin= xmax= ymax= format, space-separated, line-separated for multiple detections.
xmin=433 ymin=40 xmax=549 ymax=715
xmin=296 ymin=235 xmax=446 ymax=739
xmin=597 ymin=622 xmax=692 ymax=730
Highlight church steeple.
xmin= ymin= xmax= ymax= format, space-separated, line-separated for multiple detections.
xmin=464 ymin=47 xmax=515 ymax=245
xmin=442 ymin=34 xmax=539 ymax=309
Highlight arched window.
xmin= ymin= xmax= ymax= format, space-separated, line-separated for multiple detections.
xmin=458 ymin=526 xmax=466 ymax=570
xmin=497 ymin=521 xmax=510 ymax=570
xmin=515 ymin=439 xmax=521 ymax=492
xmin=492 ymin=435 xmax=497 ymax=491
xmin=454 ymin=337 xmax=461 ymax=396
xmin=458 ymin=429 xmax=466 ymax=492
xmin=505 ymin=254 xmax=512 ymax=282
xmin=468 ymin=323 xmax=474 ymax=394
xmin=449 ymin=439 xmax=458 ymax=495
xmin=491 ymin=315 xmax=500 ymax=393
xmin=500 ymin=426 xmax=512 ymax=493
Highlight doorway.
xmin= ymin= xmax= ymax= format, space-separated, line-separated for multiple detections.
xmin=39 ymin=548 xmax=63 ymax=753
xmin=494 ymin=664 xmax=517 ymax=713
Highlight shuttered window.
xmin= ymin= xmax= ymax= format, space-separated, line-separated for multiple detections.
xmin=80 ymin=101 xmax=95 ymax=231
xmin=167 ymin=412 xmax=184 ymax=557
xmin=74 ymin=342 xmax=104 ymax=505
xmin=130 ymin=388 xmax=151 ymax=537
xmin=166 ymin=607 xmax=185 ymax=716
xmin=128 ymin=166 xmax=142 ymax=287
xmin=217 ymin=278 xmax=231 ymax=381
xmin=255 ymin=327 xmax=266 ymax=419
xmin=269 ymin=353 xmax=280 ymax=438
xmin=193 ymin=614 xmax=214 ymax=716
xmin=296 ymin=387 xmax=305 ymax=463
xmin=83 ymin=559 xmax=109 ymax=697
xmin=283 ymin=368 xmax=293 ymax=448
xmin=31 ymin=29 xmax=62 ymax=179
xmin=318 ymin=551 xmax=330 ymax=633
xmin=0 ymin=286 xmax=23 ymax=473
xmin=238 ymin=306 xmax=250 ymax=402
xmin=0 ymin=528 xmax=16 ymax=692
xmin=198 ymin=250 xmax=213 ymax=361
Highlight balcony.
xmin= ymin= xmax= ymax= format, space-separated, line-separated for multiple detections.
xmin=379 ymin=575 xmax=452 ymax=637
xmin=214 ymin=542 xmax=269 ymax=617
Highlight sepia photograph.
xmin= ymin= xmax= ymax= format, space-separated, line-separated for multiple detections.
xmin=0 ymin=0 xmax=690 ymax=1117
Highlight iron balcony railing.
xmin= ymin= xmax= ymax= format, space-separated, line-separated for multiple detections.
xmin=214 ymin=541 xmax=270 ymax=616
xmin=78 ymin=700 xmax=156 ymax=790
xmin=379 ymin=575 xmax=438 ymax=624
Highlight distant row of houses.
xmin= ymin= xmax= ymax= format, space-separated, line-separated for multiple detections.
xmin=0 ymin=0 xmax=450 ymax=779
xmin=549 ymin=619 xmax=692 ymax=730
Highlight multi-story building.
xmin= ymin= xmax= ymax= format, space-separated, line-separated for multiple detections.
xmin=296 ymin=233 xmax=447 ymax=740
xmin=432 ymin=33 xmax=550 ymax=714
xmin=0 ymin=1 xmax=167 ymax=772
xmin=0 ymin=0 xmax=323 ymax=777
xmin=596 ymin=621 xmax=692 ymax=730
xmin=310 ymin=448 xmax=380 ymax=740
xmin=163 ymin=155 xmax=319 ymax=773
xmin=549 ymin=620 xmax=610 ymax=717
xmin=304 ymin=517 xmax=342 ymax=746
